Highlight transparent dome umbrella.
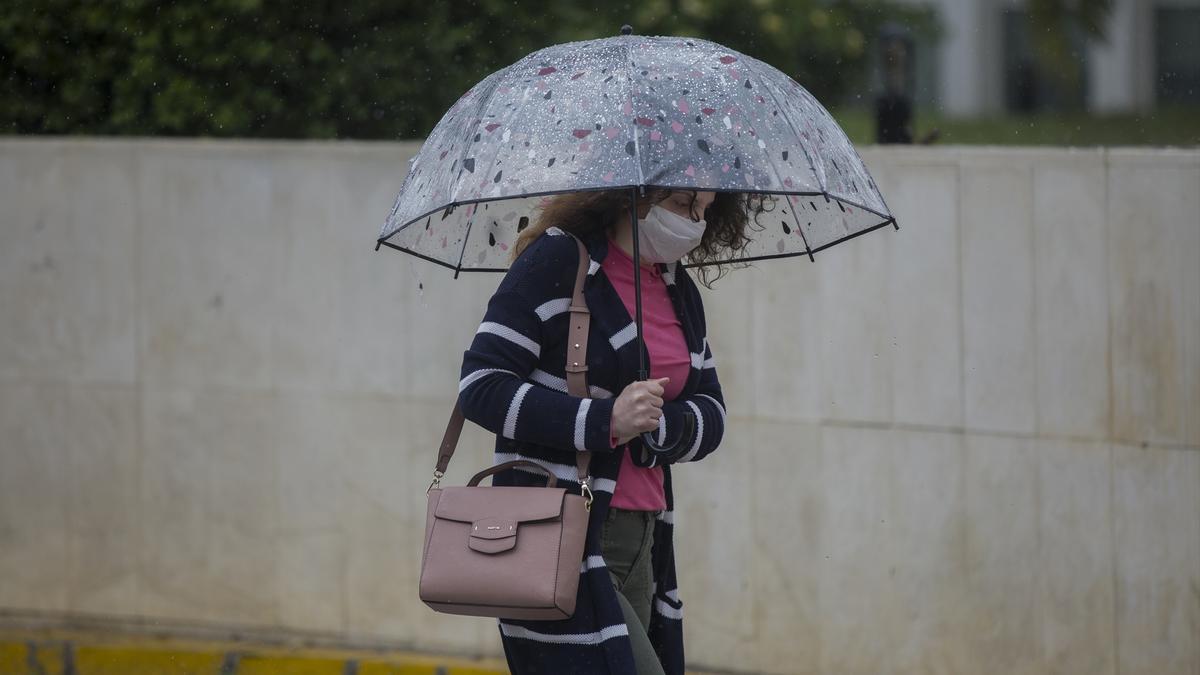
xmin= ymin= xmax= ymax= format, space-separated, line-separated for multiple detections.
xmin=376 ymin=26 xmax=899 ymax=452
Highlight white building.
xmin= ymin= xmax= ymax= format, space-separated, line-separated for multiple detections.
xmin=895 ymin=0 xmax=1200 ymax=116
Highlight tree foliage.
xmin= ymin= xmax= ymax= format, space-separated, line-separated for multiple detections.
xmin=0 ymin=0 xmax=937 ymax=139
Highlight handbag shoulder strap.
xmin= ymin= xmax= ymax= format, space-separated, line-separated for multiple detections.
xmin=563 ymin=234 xmax=593 ymax=480
xmin=436 ymin=233 xmax=594 ymax=482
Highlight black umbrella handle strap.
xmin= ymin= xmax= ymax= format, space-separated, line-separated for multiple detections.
xmin=437 ymin=234 xmax=594 ymax=482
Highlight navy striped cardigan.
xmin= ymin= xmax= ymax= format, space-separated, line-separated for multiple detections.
xmin=456 ymin=225 xmax=727 ymax=675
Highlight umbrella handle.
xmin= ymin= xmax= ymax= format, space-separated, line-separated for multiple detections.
xmin=638 ymin=409 xmax=696 ymax=458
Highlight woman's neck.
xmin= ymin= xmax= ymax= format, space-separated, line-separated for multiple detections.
xmin=610 ymin=213 xmax=656 ymax=268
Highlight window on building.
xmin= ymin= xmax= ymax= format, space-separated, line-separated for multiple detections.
xmin=1155 ymin=6 xmax=1200 ymax=104
xmin=1001 ymin=7 xmax=1089 ymax=112
xmin=865 ymin=18 xmax=941 ymax=109
xmin=911 ymin=28 xmax=940 ymax=109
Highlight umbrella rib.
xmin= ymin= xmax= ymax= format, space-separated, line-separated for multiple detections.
xmin=447 ymin=69 xmax=508 ymax=209
xmin=678 ymin=215 xmax=896 ymax=268
xmin=807 ymin=216 xmax=897 ymax=254
xmin=755 ymin=67 xmax=827 ymax=197
xmin=452 ymin=212 xmax=477 ymax=279
xmin=743 ymin=70 xmax=815 ymax=261
xmin=378 ymin=239 xmax=503 ymax=272
xmin=799 ymin=192 xmax=892 ymax=222
xmin=623 ymin=39 xmax=648 ymax=187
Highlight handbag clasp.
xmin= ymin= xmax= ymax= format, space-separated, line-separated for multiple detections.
xmin=580 ymin=478 xmax=593 ymax=511
xmin=427 ymin=470 xmax=444 ymax=494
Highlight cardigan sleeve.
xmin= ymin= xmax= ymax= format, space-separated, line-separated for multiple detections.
xmin=457 ymin=233 xmax=617 ymax=454
xmin=632 ymin=287 xmax=727 ymax=467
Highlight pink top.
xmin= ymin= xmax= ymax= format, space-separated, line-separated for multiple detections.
xmin=603 ymin=234 xmax=691 ymax=511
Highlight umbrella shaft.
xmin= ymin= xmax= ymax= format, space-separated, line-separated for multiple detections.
xmin=629 ymin=187 xmax=648 ymax=381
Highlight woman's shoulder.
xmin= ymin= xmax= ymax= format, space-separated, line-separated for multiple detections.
xmin=523 ymin=226 xmax=582 ymax=259
xmin=502 ymin=227 xmax=582 ymax=294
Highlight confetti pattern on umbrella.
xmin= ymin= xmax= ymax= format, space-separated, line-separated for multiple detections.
xmin=379 ymin=34 xmax=894 ymax=272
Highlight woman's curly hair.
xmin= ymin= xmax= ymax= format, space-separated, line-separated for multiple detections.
xmin=510 ymin=188 xmax=775 ymax=289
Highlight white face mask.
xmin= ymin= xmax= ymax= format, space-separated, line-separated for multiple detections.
xmin=636 ymin=204 xmax=706 ymax=263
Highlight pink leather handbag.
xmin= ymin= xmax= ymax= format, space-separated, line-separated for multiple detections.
xmin=419 ymin=234 xmax=595 ymax=620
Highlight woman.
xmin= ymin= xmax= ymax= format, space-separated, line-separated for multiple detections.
xmin=457 ymin=187 xmax=766 ymax=674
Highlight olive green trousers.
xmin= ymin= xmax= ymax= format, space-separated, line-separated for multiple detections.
xmin=600 ymin=507 xmax=666 ymax=675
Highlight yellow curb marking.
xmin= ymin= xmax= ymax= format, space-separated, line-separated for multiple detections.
xmin=0 ymin=643 xmax=28 ymax=673
xmin=0 ymin=636 xmax=508 ymax=675
xmin=236 ymin=653 xmax=347 ymax=675
xmin=75 ymin=645 xmax=223 ymax=675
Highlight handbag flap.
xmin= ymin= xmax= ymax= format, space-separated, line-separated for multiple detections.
xmin=434 ymin=485 xmax=567 ymax=524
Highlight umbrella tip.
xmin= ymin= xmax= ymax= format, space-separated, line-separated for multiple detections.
xmin=620 ymin=24 xmax=633 ymax=35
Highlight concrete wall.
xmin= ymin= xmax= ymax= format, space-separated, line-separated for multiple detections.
xmin=1 ymin=138 xmax=1197 ymax=674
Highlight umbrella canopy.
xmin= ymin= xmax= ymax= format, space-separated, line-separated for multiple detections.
xmin=377 ymin=31 xmax=897 ymax=273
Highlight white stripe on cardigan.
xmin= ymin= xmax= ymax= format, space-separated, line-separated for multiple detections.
xmin=592 ymin=477 xmax=617 ymax=493
xmin=502 ymin=382 xmax=532 ymax=438
xmin=492 ymin=451 xmax=579 ymax=482
xmin=574 ymin=399 xmax=592 ymax=451
xmin=654 ymin=597 xmax=683 ymax=620
xmin=535 ymin=297 xmax=572 ymax=321
xmin=499 ymin=622 xmax=630 ymax=645
xmin=477 ymin=321 xmax=540 ymax=357
xmin=609 ymin=321 xmax=637 ymax=350
xmin=696 ymin=393 xmax=727 ymax=428
xmin=459 ymin=367 xmax=516 ymax=392
xmin=677 ymin=399 xmax=705 ymax=462
xmin=529 ymin=368 xmax=613 ymax=399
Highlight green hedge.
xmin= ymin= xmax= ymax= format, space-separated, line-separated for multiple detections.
xmin=0 ymin=0 xmax=936 ymax=139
